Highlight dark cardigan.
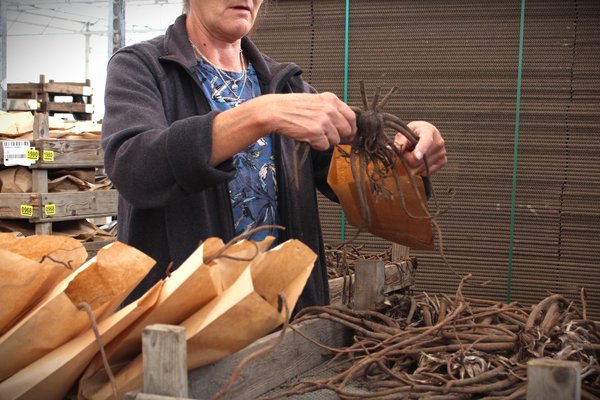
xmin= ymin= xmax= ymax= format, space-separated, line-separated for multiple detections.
xmin=102 ymin=14 xmax=336 ymax=310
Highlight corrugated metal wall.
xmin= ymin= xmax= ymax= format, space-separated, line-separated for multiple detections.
xmin=250 ymin=0 xmax=600 ymax=319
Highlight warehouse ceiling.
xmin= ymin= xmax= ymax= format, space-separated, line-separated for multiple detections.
xmin=2 ymin=0 xmax=184 ymax=116
xmin=5 ymin=0 xmax=181 ymax=36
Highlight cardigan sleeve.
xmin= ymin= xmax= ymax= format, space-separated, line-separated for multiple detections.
xmin=102 ymin=47 xmax=235 ymax=209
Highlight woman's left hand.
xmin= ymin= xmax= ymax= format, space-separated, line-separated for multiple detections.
xmin=393 ymin=120 xmax=447 ymax=176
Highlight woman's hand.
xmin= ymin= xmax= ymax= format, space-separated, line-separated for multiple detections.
xmin=393 ymin=120 xmax=447 ymax=175
xmin=264 ymin=92 xmax=357 ymax=151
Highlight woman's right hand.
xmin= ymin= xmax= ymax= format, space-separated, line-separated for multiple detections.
xmin=262 ymin=92 xmax=357 ymax=150
xmin=210 ymin=92 xmax=357 ymax=166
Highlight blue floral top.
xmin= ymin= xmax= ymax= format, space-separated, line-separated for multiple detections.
xmin=195 ymin=57 xmax=280 ymax=242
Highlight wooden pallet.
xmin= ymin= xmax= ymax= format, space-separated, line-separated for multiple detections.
xmin=0 ymin=113 xmax=116 ymax=239
xmin=7 ymin=74 xmax=93 ymax=120
xmin=0 ymin=190 xmax=117 ymax=221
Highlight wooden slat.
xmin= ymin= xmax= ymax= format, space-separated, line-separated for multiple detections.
xmin=527 ymin=359 xmax=581 ymax=400
xmin=187 ymin=318 xmax=352 ymax=400
xmin=142 ymin=324 xmax=188 ymax=398
xmin=5 ymin=98 xmax=39 ymax=111
xmin=8 ymin=82 xmax=92 ymax=96
xmin=0 ymin=193 xmax=40 ymax=219
xmin=33 ymin=189 xmax=117 ymax=221
xmin=32 ymin=139 xmax=104 ymax=168
xmin=46 ymin=101 xmax=93 ymax=114
xmin=354 ymin=260 xmax=385 ymax=309
xmin=329 ymin=259 xmax=416 ymax=306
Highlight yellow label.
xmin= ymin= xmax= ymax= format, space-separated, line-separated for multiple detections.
xmin=20 ymin=205 xmax=34 ymax=217
xmin=26 ymin=149 xmax=40 ymax=161
xmin=44 ymin=203 xmax=56 ymax=216
xmin=43 ymin=150 xmax=55 ymax=162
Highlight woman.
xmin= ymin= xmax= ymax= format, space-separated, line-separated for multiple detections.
xmin=102 ymin=0 xmax=447 ymax=310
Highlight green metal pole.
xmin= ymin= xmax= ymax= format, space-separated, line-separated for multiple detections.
xmin=341 ymin=0 xmax=350 ymax=241
xmin=507 ymin=0 xmax=526 ymax=303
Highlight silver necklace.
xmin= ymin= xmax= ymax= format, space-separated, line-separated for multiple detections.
xmin=189 ymin=39 xmax=248 ymax=96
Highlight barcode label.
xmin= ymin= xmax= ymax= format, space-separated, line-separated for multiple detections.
xmin=3 ymin=141 xmax=36 ymax=166
xmin=2 ymin=140 xmax=31 ymax=148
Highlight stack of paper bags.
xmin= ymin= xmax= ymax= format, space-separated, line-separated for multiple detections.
xmin=0 ymin=111 xmax=34 ymax=138
xmin=0 ymin=240 xmax=155 ymax=400
xmin=0 ymin=234 xmax=88 ymax=335
xmin=0 ymin=111 xmax=102 ymax=140
xmin=78 ymin=237 xmax=317 ymax=399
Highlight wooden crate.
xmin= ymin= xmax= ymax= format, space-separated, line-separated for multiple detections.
xmin=127 ymin=260 xmax=582 ymax=400
xmin=7 ymin=75 xmax=93 ymax=120
xmin=123 ymin=261 xmax=403 ymax=400
xmin=0 ymin=188 xmax=116 ymax=222
xmin=329 ymin=258 xmax=416 ymax=305
xmin=1 ymin=140 xmax=104 ymax=169
xmin=0 ymin=112 xmax=116 ymax=240
xmin=31 ymin=139 xmax=104 ymax=168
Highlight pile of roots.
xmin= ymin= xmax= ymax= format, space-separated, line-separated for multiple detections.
xmin=325 ymin=243 xmax=416 ymax=280
xmin=268 ymin=279 xmax=600 ymax=399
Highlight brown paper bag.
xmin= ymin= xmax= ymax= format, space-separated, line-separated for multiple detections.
xmin=0 ymin=241 xmax=154 ymax=381
xmin=185 ymin=238 xmax=314 ymax=368
xmin=205 ymin=235 xmax=275 ymax=290
xmin=77 ymin=236 xmax=275 ymax=398
xmin=0 ymin=251 xmax=52 ymax=335
xmin=51 ymin=220 xmax=115 ymax=242
xmin=0 ymin=234 xmax=88 ymax=271
xmin=78 ymin=238 xmax=316 ymax=400
xmin=0 ymin=112 xmax=34 ymax=137
xmin=47 ymin=169 xmax=112 ymax=192
xmin=327 ymin=145 xmax=434 ymax=249
xmin=110 ymin=236 xmax=274 ymax=362
xmin=0 ymin=282 xmax=162 ymax=400
xmin=0 ymin=235 xmax=88 ymax=334
xmin=0 ymin=167 xmax=32 ymax=193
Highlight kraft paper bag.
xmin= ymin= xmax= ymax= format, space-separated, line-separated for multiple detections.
xmin=327 ymin=145 xmax=434 ymax=249
xmin=205 ymin=235 xmax=275 ymax=290
xmin=185 ymin=238 xmax=315 ymax=368
xmin=0 ymin=235 xmax=88 ymax=334
xmin=0 ymin=282 xmax=163 ymax=400
xmin=0 ymin=241 xmax=154 ymax=382
xmin=0 ymin=112 xmax=34 ymax=137
xmin=0 ymin=167 xmax=32 ymax=193
xmin=87 ymin=236 xmax=273 ymax=370
xmin=47 ymin=169 xmax=112 ymax=193
xmin=0 ymin=234 xmax=88 ymax=271
xmin=78 ymin=238 xmax=316 ymax=400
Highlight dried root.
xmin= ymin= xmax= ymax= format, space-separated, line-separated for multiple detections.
xmin=262 ymin=288 xmax=600 ymax=399
xmin=342 ymin=81 xmax=426 ymax=230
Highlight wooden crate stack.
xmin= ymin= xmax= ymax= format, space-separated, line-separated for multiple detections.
xmin=6 ymin=74 xmax=94 ymax=120
xmin=1 ymin=76 xmax=117 ymax=255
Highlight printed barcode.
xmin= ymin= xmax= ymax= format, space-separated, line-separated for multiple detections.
xmin=2 ymin=141 xmax=30 ymax=148
xmin=6 ymin=154 xmax=26 ymax=159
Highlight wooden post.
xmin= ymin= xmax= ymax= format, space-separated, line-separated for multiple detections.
xmin=391 ymin=243 xmax=410 ymax=261
xmin=353 ymin=259 xmax=385 ymax=310
xmin=142 ymin=324 xmax=188 ymax=398
xmin=0 ymin=0 xmax=6 ymax=112
xmin=32 ymin=112 xmax=51 ymax=235
xmin=527 ymin=358 xmax=580 ymax=400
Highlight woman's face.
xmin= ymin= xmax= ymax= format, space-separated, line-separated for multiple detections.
xmin=191 ymin=0 xmax=263 ymax=42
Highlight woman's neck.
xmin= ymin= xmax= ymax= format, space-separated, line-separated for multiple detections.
xmin=186 ymin=14 xmax=244 ymax=72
